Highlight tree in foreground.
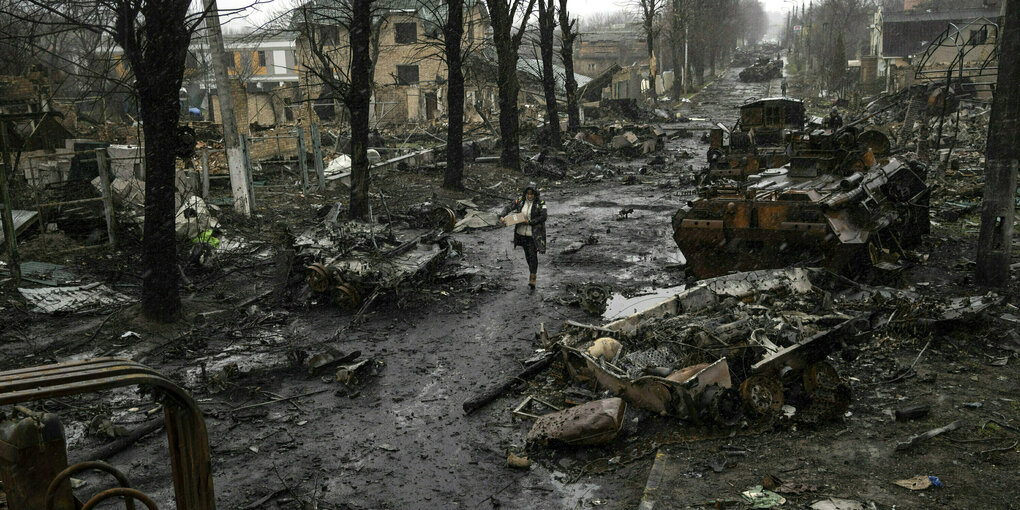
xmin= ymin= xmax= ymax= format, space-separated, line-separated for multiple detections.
xmin=2 ymin=0 xmax=214 ymax=321
xmin=443 ymin=0 xmax=466 ymax=190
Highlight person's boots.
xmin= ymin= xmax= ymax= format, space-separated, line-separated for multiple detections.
xmin=529 ymin=273 xmax=536 ymax=289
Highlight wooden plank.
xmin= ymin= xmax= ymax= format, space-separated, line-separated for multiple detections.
xmin=0 ymin=209 xmax=39 ymax=243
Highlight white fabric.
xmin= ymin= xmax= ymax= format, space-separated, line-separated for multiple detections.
xmin=516 ymin=199 xmax=533 ymax=237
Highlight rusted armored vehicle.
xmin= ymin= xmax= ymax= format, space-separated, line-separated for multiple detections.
xmin=676 ymin=125 xmax=929 ymax=279
xmin=707 ymin=98 xmax=805 ymax=179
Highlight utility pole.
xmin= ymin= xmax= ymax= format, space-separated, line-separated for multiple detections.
xmin=0 ymin=120 xmax=21 ymax=284
xmin=683 ymin=26 xmax=688 ymax=94
xmin=203 ymin=0 xmax=252 ymax=215
xmin=975 ymin=0 xmax=1019 ymax=286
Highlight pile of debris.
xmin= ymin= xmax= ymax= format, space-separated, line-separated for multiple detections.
xmin=739 ymin=58 xmax=784 ymax=83
xmin=296 ymin=203 xmax=458 ymax=310
xmin=485 ymin=267 xmax=1010 ymax=451
xmin=586 ymin=99 xmax=657 ymax=123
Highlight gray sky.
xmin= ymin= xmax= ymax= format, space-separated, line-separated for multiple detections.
xmin=216 ymin=0 xmax=793 ymax=29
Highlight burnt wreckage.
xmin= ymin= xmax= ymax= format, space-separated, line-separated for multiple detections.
xmin=676 ymin=98 xmax=930 ymax=278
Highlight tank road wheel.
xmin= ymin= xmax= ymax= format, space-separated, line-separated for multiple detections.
xmin=803 ymin=361 xmax=851 ymax=421
xmin=331 ymin=282 xmax=362 ymax=310
xmin=306 ymin=263 xmax=332 ymax=293
xmin=740 ymin=375 xmax=784 ymax=418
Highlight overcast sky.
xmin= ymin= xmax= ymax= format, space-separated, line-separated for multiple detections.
xmin=215 ymin=0 xmax=794 ymax=29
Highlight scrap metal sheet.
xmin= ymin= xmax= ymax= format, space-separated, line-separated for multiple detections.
xmin=19 ymin=283 xmax=132 ymax=313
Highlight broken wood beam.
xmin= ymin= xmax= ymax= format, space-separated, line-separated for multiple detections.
xmin=78 ymin=416 xmax=165 ymax=461
xmin=462 ymin=350 xmax=557 ymax=415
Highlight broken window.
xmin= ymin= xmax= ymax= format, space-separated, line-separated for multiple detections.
xmin=968 ymin=27 xmax=988 ymax=46
xmin=396 ymin=64 xmax=419 ymax=85
xmin=395 ymin=23 xmax=417 ymax=44
xmin=764 ymin=105 xmax=783 ymax=127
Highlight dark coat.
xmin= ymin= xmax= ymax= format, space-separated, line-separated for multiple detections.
xmin=501 ymin=189 xmax=547 ymax=254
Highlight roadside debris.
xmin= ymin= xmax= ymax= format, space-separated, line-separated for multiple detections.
xmin=895 ymin=420 xmax=963 ymax=452
xmin=526 ymin=398 xmax=626 ymax=446
xmin=894 ymin=475 xmax=943 ymax=490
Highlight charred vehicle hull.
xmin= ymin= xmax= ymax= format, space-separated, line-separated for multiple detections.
xmin=673 ymin=158 xmax=930 ymax=278
xmin=708 ymin=98 xmax=805 ymax=179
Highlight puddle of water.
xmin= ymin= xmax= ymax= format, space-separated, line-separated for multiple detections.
xmin=603 ymin=285 xmax=687 ymax=321
xmin=547 ymin=471 xmax=602 ymax=507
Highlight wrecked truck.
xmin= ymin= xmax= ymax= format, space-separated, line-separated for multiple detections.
xmin=555 ymin=269 xmax=861 ymax=427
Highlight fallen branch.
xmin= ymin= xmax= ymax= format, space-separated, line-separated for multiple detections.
xmin=978 ymin=440 xmax=1018 ymax=456
xmin=78 ymin=417 xmax=165 ymax=461
xmin=462 ymin=349 xmax=558 ymax=415
xmin=231 ymin=389 xmax=330 ymax=414
xmin=896 ymin=420 xmax=963 ymax=452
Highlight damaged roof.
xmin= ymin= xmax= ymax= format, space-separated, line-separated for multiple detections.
xmin=291 ymin=0 xmax=488 ymax=31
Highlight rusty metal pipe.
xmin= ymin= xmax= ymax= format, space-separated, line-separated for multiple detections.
xmin=81 ymin=488 xmax=159 ymax=510
xmin=46 ymin=461 xmax=136 ymax=510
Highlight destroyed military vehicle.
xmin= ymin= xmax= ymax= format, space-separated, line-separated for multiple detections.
xmin=676 ymin=122 xmax=930 ymax=279
xmin=738 ymin=57 xmax=784 ymax=82
xmin=707 ymin=97 xmax=806 ymax=179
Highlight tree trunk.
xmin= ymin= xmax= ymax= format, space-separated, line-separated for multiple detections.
xmin=124 ymin=0 xmax=194 ymax=322
xmin=444 ymin=0 xmax=465 ymax=191
xmin=975 ymin=0 xmax=1019 ymax=286
xmin=669 ymin=8 xmax=683 ymax=98
xmin=538 ymin=0 xmax=560 ymax=147
xmin=348 ymin=0 xmax=372 ymax=220
xmin=138 ymin=90 xmax=182 ymax=322
xmin=558 ymin=0 xmax=579 ymax=131
xmin=486 ymin=0 xmax=536 ymax=171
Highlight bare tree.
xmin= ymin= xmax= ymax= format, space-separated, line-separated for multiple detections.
xmin=485 ymin=0 xmax=537 ymax=170
xmin=634 ymin=0 xmax=665 ymax=101
xmin=444 ymin=0 xmax=466 ymax=190
xmin=410 ymin=1 xmax=490 ymax=190
xmin=557 ymin=0 xmax=579 ymax=130
xmin=537 ymin=0 xmax=560 ymax=147
xmin=292 ymin=0 xmax=377 ymax=220
xmin=348 ymin=0 xmax=373 ymax=219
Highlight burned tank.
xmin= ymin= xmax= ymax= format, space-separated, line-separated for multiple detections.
xmin=675 ymin=126 xmax=930 ymax=279
xmin=707 ymin=98 xmax=805 ymax=180
xmin=738 ymin=57 xmax=784 ymax=82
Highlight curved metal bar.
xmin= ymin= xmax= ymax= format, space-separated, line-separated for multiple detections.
xmin=81 ymin=488 xmax=159 ymax=510
xmin=46 ymin=461 xmax=136 ymax=510
xmin=0 ymin=360 xmax=216 ymax=510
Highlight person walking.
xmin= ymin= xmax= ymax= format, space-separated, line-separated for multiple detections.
xmin=780 ymin=78 xmax=788 ymax=96
xmin=500 ymin=184 xmax=547 ymax=289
